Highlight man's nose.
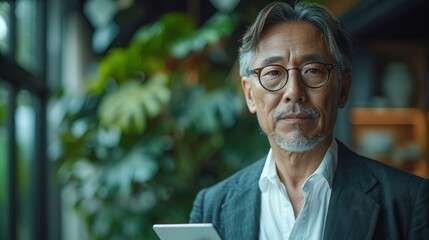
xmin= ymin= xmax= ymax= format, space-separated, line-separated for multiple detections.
xmin=281 ymin=70 xmax=307 ymax=103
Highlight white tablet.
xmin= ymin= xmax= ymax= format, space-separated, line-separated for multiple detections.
xmin=153 ymin=223 xmax=223 ymax=240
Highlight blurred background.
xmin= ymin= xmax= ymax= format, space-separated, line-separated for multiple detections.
xmin=0 ymin=0 xmax=428 ymax=239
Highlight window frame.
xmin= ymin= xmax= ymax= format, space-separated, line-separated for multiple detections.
xmin=0 ymin=0 xmax=60 ymax=239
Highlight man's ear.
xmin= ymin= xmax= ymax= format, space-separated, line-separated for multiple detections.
xmin=241 ymin=77 xmax=257 ymax=113
xmin=338 ymin=73 xmax=352 ymax=108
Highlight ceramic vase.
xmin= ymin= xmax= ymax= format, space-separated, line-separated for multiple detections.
xmin=381 ymin=62 xmax=414 ymax=108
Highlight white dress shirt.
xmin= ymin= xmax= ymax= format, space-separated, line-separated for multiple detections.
xmin=259 ymin=140 xmax=338 ymax=240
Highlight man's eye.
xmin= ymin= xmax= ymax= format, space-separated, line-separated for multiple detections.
xmin=305 ymin=68 xmax=321 ymax=74
xmin=264 ymin=70 xmax=280 ymax=76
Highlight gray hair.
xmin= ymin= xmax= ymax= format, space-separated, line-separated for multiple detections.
xmin=238 ymin=1 xmax=353 ymax=78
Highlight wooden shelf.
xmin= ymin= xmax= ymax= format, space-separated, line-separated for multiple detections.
xmin=350 ymin=108 xmax=427 ymax=178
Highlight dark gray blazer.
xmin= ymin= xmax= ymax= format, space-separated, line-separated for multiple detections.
xmin=189 ymin=141 xmax=429 ymax=240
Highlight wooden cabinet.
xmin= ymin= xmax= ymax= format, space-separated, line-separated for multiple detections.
xmin=350 ymin=108 xmax=427 ymax=178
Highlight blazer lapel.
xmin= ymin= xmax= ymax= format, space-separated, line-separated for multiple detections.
xmin=324 ymin=141 xmax=380 ymax=240
xmin=220 ymin=159 xmax=264 ymax=240
xmin=221 ymin=184 xmax=261 ymax=240
xmin=324 ymin=183 xmax=380 ymax=240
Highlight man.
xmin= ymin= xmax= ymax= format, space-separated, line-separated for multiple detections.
xmin=189 ymin=2 xmax=429 ymax=240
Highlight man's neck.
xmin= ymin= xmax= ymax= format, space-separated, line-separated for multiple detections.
xmin=270 ymin=137 xmax=333 ymax=218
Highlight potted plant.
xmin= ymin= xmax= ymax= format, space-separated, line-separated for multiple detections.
xmin=53 ymin=11 xmax=267 ymax=240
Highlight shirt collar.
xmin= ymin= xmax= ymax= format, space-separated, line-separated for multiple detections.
xmin=259 ymin=149 xmax=276 ymax=192
xmin=313 ymin=139 xmax=338 ymax=188
xmin=259 ymin=139 xmax=338 ymax=192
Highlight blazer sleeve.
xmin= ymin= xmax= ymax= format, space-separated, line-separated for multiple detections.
xmin=189 ymin=188 xmax=207 ymax=223
xmin=407 ymin=179 xmax=429 ymax=239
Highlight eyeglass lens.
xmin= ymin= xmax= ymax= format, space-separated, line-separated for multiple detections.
xmin=258 ymin=62 xmax=330 ymax=91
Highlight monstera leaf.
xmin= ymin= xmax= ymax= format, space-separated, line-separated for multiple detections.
xmin=174 ymin=86 xmax=242 ymax=133
xmin=88 ymin=13 xmax=197 ymax=95
xmin=97 ymin=73 xmax=171 ymax=134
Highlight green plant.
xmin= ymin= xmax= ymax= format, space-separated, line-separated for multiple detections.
xmin=54 ymin=11 xmax=268 ymax=240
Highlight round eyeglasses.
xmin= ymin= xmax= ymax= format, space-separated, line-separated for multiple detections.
xmin=250 ymin=62 xmax=341 ymax=92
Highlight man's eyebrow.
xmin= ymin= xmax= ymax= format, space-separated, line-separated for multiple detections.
xmin=258 ymin=56 xmax=283 ymax=67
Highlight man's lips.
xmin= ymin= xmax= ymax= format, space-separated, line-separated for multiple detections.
xmin=280 ymin=113 xmax=315 ymax=119
xmin=279 ymin=113 xmax=317 ymax=120
xmin=278 ymin=114 xmax=315 ymax=123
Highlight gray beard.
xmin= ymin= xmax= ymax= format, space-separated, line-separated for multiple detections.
xmin=270 ymin=131 xmax=325 ymax=153
xmin=268 ymin=103 xmax=325 ymax=152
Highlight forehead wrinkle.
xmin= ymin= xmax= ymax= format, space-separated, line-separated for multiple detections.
xmin=254 ymin=22 xmax=333 ymax=68
xmin=256 ymin=53 xmax=328 ymax=69
xmin=302 ymin=53 xmax=325 ymax=63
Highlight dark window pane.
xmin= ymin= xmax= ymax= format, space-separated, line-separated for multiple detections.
xmin=16 ymin=90 xmax=36 ymax=240
xmin=0 ymin=80 xmax=9 ymax=240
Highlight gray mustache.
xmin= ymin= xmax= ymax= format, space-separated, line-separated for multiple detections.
xmin=273 ymin=104 xmax=320 ymax=121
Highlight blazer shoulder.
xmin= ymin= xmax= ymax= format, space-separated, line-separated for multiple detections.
xmin=200 ymin=157 xmax=265 ymax=203
xmin=338 ymin=140 xmax=425 ymax=189
xmin=210 ymin=157 xmax=265 ymax=190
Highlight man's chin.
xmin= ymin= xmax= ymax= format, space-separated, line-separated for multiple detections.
xmin=270 ymin=133 xmax=325 ymax=153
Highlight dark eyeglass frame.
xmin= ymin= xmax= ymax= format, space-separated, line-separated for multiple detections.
xmin=250 ymin=61 xmax=342 ymax=92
